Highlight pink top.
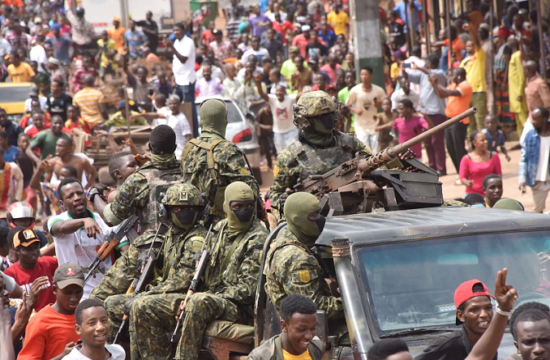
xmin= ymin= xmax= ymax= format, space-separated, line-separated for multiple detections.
xmin=392 ymin=116 xmax=429 ymax=159
xmin=459 ymin=152 xmax=502 ymax=196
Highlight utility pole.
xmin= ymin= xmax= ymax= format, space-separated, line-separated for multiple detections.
xmin=350 ymin=0 xmax=384 ymax=88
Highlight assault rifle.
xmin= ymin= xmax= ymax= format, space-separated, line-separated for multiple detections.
xmin=84 ymin=214 xmax=139 ymax=284
xmin=113 ymin=221 xmax=169 ymax=344
xmin=293 ymin=107 xmax=477 ymax=215
xmin=170 ymin=224 xmax=218 ymax=343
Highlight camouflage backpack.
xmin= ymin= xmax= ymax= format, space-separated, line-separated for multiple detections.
xmin=138 ymin=162 xmax=182 ymax=236
xmin=180 ymin=138 xmax=227 ymax=218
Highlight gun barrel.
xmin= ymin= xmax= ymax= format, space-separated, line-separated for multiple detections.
xmin=359 ymin=107 xmax=477 ymax=172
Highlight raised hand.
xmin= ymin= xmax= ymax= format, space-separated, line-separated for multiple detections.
xmin=493 ymin=268 xmax=517 ymax=312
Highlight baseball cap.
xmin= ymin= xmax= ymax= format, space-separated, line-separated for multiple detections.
xmin=212 ymin=29 xmax=222 ymax=36
xmin=289 ymin=46 xmax=299 ymax=53
xmin=29 ymin=87 xmax=39 ymax=96
xmin=113 ymin=16 xmax=121 ymax=22
xmin=13 ymin=229 xmax=40 ymax=248
xmin=301 ymin=25 xmax=311 ymax=32
xmin=53 ymin=263 xmax=85 ymax=289
xmin=454 ymin=280 xmax=494 ymax=324
xmin=48 ymin=57 xmax=60 ymax=66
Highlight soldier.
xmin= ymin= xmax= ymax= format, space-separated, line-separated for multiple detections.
xmin=269 ymin=91 xmax=374 ymax=220
xmin=180 ymin=99 xmax=260 ymax=224
xmin=175 ymin=181 xmax=269 ymax=360
xmin=104 ymin=183 xmax=207 ymax=357
xmin=265 ymin=192 xmax=343 ymax=319
xmin=90 ymin=125 xmax=181 ymax=302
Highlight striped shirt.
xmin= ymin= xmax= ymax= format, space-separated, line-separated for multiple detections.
xmin=0 ymin=162 xmax=23 ymax=210
xmin=73 ymin=87 xmax=105 ymax=126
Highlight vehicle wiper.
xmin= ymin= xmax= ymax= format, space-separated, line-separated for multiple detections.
xmin=381 ymin=328 xmax=457 ymax=338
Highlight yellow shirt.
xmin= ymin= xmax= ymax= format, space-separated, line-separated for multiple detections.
xmin=508 ymin=51 xmax=528 ymax=113
xmin=390 ymin=62 xmax=400 ymax=79
xmin=327 ymin=11 xmax=349 ymax=37
xmin=282 ymin=349 xmax=313 ymax=360
xmin=97 ymin=38 xmax=119 ymax=70
xmin=8 ymin=62 xmax=35 ymax=83
xmin=459 ymin=48 xmax=486 ymax=93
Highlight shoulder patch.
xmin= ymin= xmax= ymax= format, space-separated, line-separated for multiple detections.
xmin=240 ymin=167 xmax=250 ymax=175
xmin=273 ymin=165 xmax=280 ymax=177
xmin=298 ymin=270 xmax=311 ymax=283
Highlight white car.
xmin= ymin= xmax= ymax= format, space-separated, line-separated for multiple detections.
xmin=195 ymin=96 xmax=263 ymax=185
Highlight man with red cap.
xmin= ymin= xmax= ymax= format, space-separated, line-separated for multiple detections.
xmin=416 ymin=279 xmax=497 ymax=360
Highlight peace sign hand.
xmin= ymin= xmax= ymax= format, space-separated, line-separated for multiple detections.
xmin=494 ymin=268 xmax=517 ymax=312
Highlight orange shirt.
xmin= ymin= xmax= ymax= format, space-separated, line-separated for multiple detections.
xmin=18 ymin=305 xmax=80 ymax=360
xmin=2 ymin=0 xmax=23 ymax=7
xmin=445 ymin=81 xmax=473 ymax=123
xmin=442 ymin=37 xmax=465 ymax=69
xmin=107 ymin=26 xmax=126 ymax=52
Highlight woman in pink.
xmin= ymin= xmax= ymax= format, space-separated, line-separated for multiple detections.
xmin=392 ymin=99 xmax=433 ymax=160
xmin=459 ymin=131 xmax=502 ymax=196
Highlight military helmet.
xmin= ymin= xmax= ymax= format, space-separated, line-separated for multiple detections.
xmin=162 ymin=183 xmax=205 ymax=207
xmin=296 ymin=91 xmax=336 ymax=117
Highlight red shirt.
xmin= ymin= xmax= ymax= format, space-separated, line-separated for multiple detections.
xmin=201 ymin=30 xmax=215 ymax=47
xmin=273 ymin=20 xmax=295 ymax=45
xmin=291 ymin=34 xmax=312 ymax=58
xmin=17 ymin=305 xmax=80 ymax=360
xmin=4 ymin=256 xmax=58 ymax=312
xmin=320 ymin=63 xmax=342 ymax=86
xmin=20 ymin=114 xmax=51 ymax=130
xmin=64 ymin=117 xmax=92 ymax=146
xmin=459 ymin=152 xmax=503 ymax=196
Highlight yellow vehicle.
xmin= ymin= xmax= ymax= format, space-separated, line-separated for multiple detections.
xmin=0 ymin=82 xmax=33 ymax=123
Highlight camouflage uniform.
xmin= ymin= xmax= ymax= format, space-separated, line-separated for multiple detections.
xmin=180 ymin=99 xmax=259 ymax=221
xmin=91 ymin=153 xmax=181 ymax=302
xmin=270 ymin=91 xmax=374 ymax=219
xmin=264 ymin=228 xmax=343 ymax=319
xmin=175 ymin=182 xmax=269 ymax=360
xmin=105 ymin=183 xmax=207 ymax=360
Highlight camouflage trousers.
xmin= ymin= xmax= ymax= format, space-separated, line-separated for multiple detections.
xmin=175 ymin=293 xmax=238 ymax=360
xmin=90 ymin=245 xmax=140 ymax=303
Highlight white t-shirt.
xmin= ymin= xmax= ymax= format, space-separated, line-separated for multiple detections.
xmin=48 ymin=211 xmax=114 ymax=299
xmin=30 ymin=44 xmax=48 ymax=73
xmin=24 ymin=96 xmax=47 ymax=112
xmin=346 ymin=83 xmax=387 ymax=136
xmin=166 ymin=112 xmax=192 ymax=160
xmin=536 ymin=136 xmax=550 ymax=182
xmin=1 ymin=271 xmax=17 ymax=294
xmin=268 ymin=94 xmax=297 ymax=133
xmin=241 ymin=48 xmax=269 ymax=63
xmin=173 ymin=35 xmax=196 ymax=86
xmin=62 ymin=344 xmax=126 ymax=360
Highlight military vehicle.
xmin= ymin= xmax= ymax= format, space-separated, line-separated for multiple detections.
xmin=253 ymin=207 xmax=550 ymax=360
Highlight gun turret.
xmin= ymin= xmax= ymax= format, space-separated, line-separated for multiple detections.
xmin=294 ymin=107 xmax=477 ymax=215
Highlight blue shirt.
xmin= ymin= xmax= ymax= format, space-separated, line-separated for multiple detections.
xmin=519 ymin=129 xmax=550 ymax=187
xmin=318 ymin=29 xmax=337 ymax=49
xmin=406 ymin=69 xmax=447 ymax=115
xmin=394 ymin=1 xmax=422 ymax=32
xmin=48 ymin=35 xmax=72 ymax=65
xmin=3 ymin=145 xmax=18 ymax=162
xmin=482 ymin=129 xmax=505 ymax=153
xmin=260 ymin=0 xmax=269 ymax=14
xmin=439 ymin=46 xmax=449 ymax=74
xmin=124 ymin=29 xmax=147 ymax=58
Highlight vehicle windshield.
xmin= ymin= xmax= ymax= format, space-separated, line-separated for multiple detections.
xmin=196 ymin=100 xmax=242 ymax=124
xmin=357 ymin=231 xmax=550 ymax=336
xmin=0 ymin=85 xmax=31 ymax=104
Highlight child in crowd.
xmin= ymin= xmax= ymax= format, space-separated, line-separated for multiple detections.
xmin=18 ymin=262 xmax=84 ymax=360
xmin=24 ymin=111 xmax=47 ymax=139
xmin=482 ymin=114 xmax=511 ymax=162
xmin=0 ymin=130 xmax=19 ymax=162
xmin=374 ymin=98 xmax=397 ymax=152
xmin=392 ymin=99 xmax=432 ymax=160
xmin=4 ymin=227 xmax=57 ymax=312
xmin=62 ymin=299 xmax=126 ymax=360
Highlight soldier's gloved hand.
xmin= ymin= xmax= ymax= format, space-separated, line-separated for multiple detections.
xmin=86 ymin=187 xmax=101 ymax=203
xmin=124 ymin=297 xmax=137 ymax=315
xmin=399 ymin=149 xmax=416 ymax=161
xmin=94 ymin=183 xmax=111 ymax=196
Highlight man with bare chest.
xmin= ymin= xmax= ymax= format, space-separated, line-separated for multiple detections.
xmin=44 ymin=137 xmax=97 ymax=188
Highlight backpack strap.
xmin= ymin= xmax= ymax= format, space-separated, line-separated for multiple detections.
xmin=181 ymin=138 xmax=225 ymax=169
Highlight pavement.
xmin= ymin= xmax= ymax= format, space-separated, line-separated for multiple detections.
xmin=258 ymin=140 xmax=546 ymax=212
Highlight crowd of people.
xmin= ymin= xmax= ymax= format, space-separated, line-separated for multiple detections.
xmin=0 ymin=0 xmax=549 ymax=359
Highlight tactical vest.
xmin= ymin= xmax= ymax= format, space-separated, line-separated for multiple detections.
xmin=138 ymin=162 xmax=182 ymax=235
xmin=288 ymin=132 xmax=356 ymax=182
xmin=181 ymin=138 xmax=226 ymax=218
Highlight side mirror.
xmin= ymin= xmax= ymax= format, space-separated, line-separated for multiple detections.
xmin=246 ymin=112 xmax=255 ymax=121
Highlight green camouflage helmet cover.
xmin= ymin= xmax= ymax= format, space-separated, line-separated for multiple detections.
xmin=162 ymin=183 xmax=205 ymax=207
xmin=296 ymin=90 xmax=336 ymax=117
